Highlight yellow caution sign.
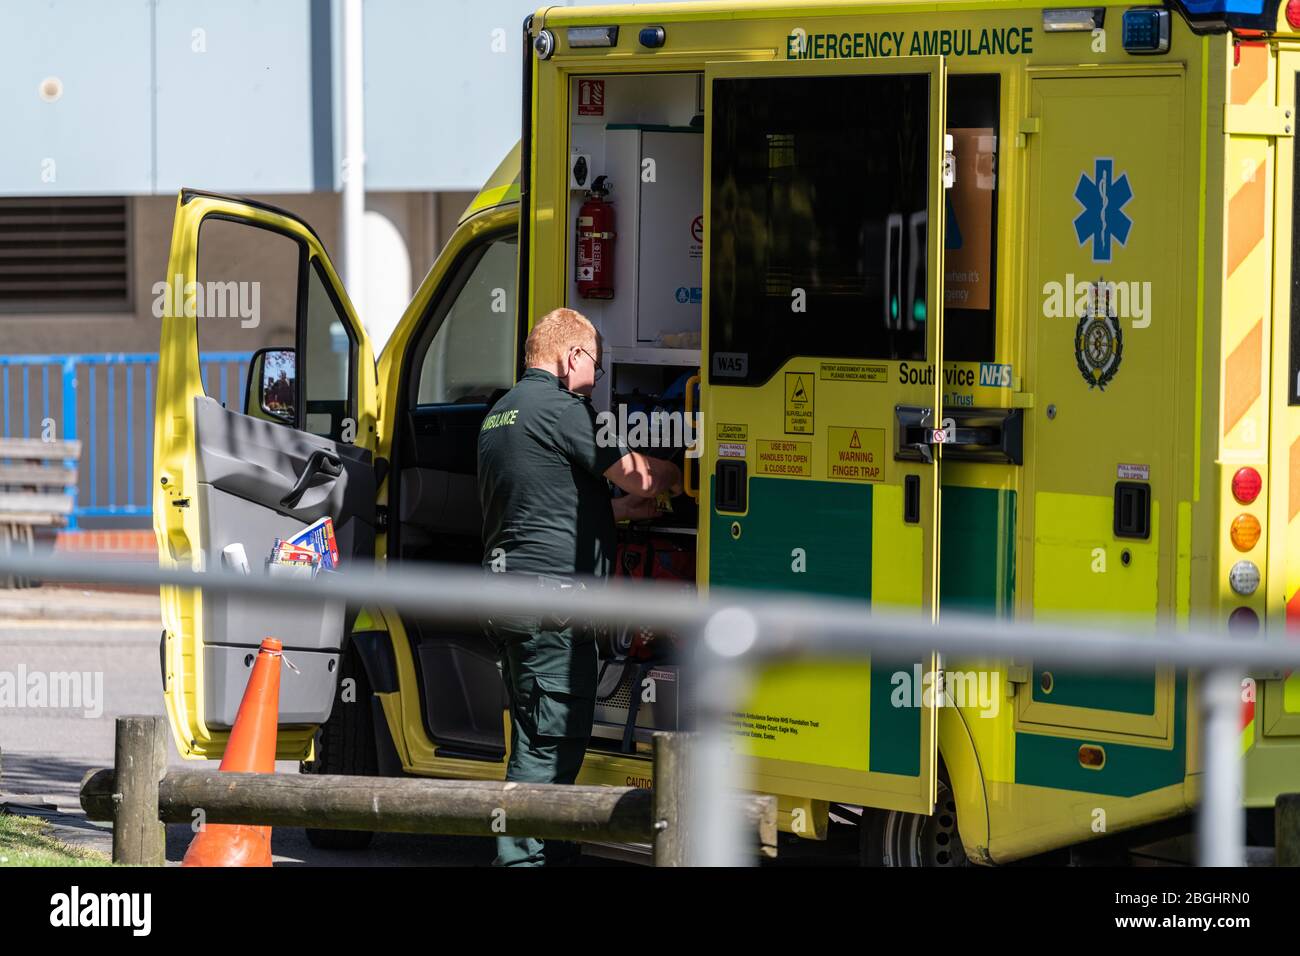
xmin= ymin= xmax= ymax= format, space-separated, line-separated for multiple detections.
xmin=826 ymin=426 xmax=885 ymax=483
xmin=756 ymin=439 xmax=812 ymax=477
xmin=784 ymin=371 xmax=814 ymax=435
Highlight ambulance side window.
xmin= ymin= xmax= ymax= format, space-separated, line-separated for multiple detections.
xmin=194 ymin=216 xmax=358 ymax=441
xmin=412 ymin=233 xmax=517 ymax=406
xmin=944 ymin=74 xmax=1001 ymax=363
xmin=195 ymin=218 xmax=301 ymax=405
xmin=300 ymin=259 xmax=356 ymax=440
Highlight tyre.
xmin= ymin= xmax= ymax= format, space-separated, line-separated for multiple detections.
xmin=302 ymin=646 xmax=379 ymax=851
xmin=859 ymin=773 xmax=968 ymax=867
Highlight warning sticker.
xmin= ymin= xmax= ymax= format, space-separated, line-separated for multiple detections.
xmin=826 ymin=427 xmax=885 ymax=483
xmin=718 ymin=442 xmax=747 ymax=459
xmin=820 ymin=363 xmax=887 ymax=383
xmin=756 ymin=439 xmax=812 ymax=477
xmin=716 ymin=422 xmax=748 ymax=442
xmin=784 ymin=372 xmax=814 ymax=435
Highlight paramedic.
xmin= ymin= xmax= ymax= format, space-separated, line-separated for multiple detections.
xmin=477 ymin=306 xmax=682 ymax=866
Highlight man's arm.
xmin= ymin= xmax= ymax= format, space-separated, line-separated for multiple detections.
xmin=554 ymin=399 xmax=683 ymax=498
xmin=604 ymin=451 xmax=683 ymax=499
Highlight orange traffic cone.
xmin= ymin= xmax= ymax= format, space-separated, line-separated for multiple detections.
xmin=182 ymin=637 xmax=283 ymax=867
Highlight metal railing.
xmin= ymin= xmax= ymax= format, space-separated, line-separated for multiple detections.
xmin=4 ymin=550 xmax=1300 ymax=866
xmin=0 ymin=352 xmax=252 ymax=525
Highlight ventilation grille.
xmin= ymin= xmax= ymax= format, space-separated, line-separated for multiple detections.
xmin=599 ymin=666 xmax=635 ymax=708
xmin=0 ymin=197 xmax=131 ymax=311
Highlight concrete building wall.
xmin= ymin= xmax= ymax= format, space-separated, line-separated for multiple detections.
xmin=0 ymin=188 xmax=475 ymax=356
xmin=0 ymin=0 xmax=600 ymax=195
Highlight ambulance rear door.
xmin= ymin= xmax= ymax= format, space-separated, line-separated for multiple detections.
xmin=701 ymin=56 xmax=947 ymax=814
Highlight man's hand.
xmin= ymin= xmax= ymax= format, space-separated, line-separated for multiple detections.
xmin=604 ymin=451 xmax=683 ymax=498
xmin=612 ymin=495 xmax=661 ymax=523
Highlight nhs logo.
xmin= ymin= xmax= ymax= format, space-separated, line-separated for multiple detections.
xmin=978 ymin=363 xmax=1012 ymax=388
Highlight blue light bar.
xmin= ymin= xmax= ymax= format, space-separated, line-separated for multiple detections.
xmin=1173 ymin=0 xmax=1281 ymax=30
xmin=1179 ymin=0 xmax=1266 ymax=12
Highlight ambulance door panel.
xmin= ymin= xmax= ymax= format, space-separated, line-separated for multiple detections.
xmin=156 ymin=192 xmax=378 ymax=758
xmin=1264 ymin=54 xmax=1300 ymax=739
xmin=394 ymin=228 xmax=519 ymax=759
xmin=702 ymin=57 xmax=946 ymax=814
xmin=1019 ymin=77 xmax=1183 ymax=760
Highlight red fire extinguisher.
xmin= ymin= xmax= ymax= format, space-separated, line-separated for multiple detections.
xmin=576 ymin=175 xmax=615 ymax=299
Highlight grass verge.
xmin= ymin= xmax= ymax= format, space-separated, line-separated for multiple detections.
xmin=0 ymin=813 xmax=112 ymax=867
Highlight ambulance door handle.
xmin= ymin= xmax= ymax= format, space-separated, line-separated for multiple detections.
xmin=894 ymin=404 xmax=939 ymax=464
xmin=903 ymin=475 xmax=921 ymax=524
xmin=683 ymin=374 xmax=700 ymax=500
xmin=281 ymin=449 xmax=343 ymax=510
xmin=946 ymin=427 xmax=997 ymax=446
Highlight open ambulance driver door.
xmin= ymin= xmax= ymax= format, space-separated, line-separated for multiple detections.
xmin=156 ymin=191 xmax=378 ymax=761
xmin=702 ymin=56 xmax=946 ymax=814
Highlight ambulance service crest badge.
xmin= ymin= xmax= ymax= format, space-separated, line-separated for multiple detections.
xmin=1074 ymin=279 xmax=1123 ymax=391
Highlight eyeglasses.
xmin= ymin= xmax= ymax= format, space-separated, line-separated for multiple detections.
xmin=575 ymin=345 xmax=605 ymax=382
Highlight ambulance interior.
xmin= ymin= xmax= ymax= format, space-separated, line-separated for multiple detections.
xmin=389 ymin=68 xmax=1004 ymax=763
xmin=567 ymin=72 xmax=705 ymax=752
xmin=382 ymin=73 xmax=709 ymax=762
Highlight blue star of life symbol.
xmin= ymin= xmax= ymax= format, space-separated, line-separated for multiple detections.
xmin=1073 ymin=158 xmax=1133 ymax=262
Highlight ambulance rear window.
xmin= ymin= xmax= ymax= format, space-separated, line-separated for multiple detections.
xmin=709 ymin=72 xmax=933 ymax=385
xmin=708 ymin=72 xmax=1000 ymax=385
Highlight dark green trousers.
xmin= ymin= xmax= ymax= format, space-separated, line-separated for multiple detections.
xmin=483 ymin=606 xmax=598 ymax=867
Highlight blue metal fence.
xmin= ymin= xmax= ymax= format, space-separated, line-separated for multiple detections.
xmin=0 ymin=352 xmax=253 ymax=527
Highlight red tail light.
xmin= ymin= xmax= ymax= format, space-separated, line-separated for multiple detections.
xmin=1288 ymin=0 xmax=1300 ymax=30
xmin=1232 ymin=467 xmax=1262 ymax=504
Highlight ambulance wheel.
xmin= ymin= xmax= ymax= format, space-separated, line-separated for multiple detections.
xmin=302 ymin=645 xmax=377 ymax=851
xmin=859 ymin=774 xmax=967 ymax=867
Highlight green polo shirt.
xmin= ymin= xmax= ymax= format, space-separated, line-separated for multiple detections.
xmin=478 ymin=367 xmax=629 ymax=579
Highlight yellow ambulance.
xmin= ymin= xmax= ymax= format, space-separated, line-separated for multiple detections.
xmin=156 ymin=0 xmax=1300 ymax=864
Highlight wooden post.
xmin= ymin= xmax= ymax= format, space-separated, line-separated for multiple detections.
xmin=1278 ymin=793 xmax=1300 ymax=866
xmin=112 ymin=716 xmax=167 ymax=866
xmin=652 ymin=731 xmax=696 ymax=866
xmin=84 ymin=770 xmax=655 ymax=842
xmin=79 ymin=761 xmax=776 ymax=860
